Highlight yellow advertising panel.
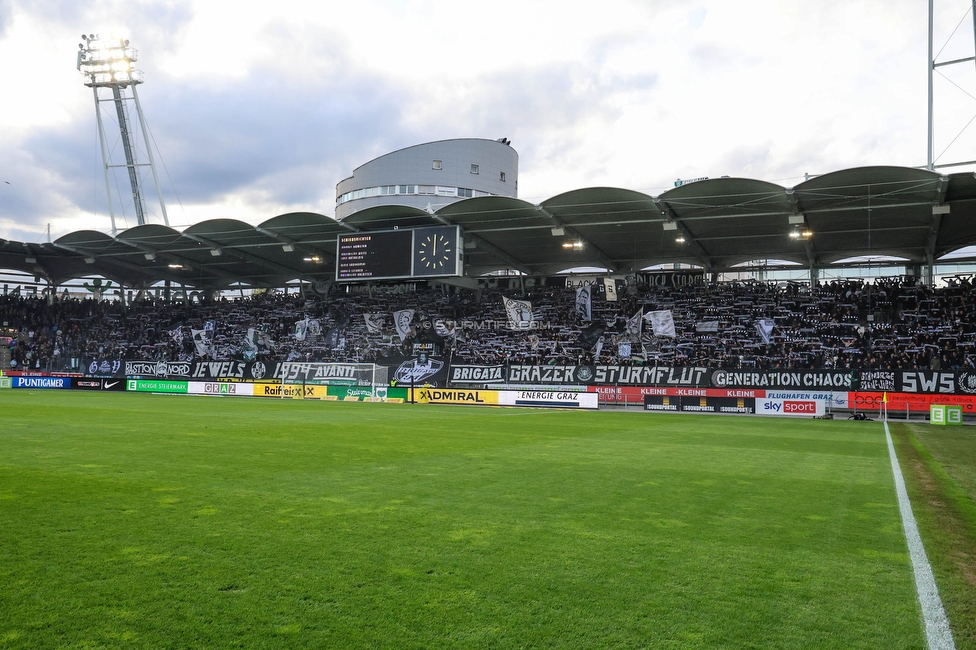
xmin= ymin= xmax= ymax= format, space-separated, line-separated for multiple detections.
xmin=417 ymin=388 xmax=500 ymax=405
xmin=253 ymin=382 xmax=328 ymax=399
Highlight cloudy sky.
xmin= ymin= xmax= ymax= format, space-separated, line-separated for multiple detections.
xmin=1 ymin=0 xmax=975 ymax=243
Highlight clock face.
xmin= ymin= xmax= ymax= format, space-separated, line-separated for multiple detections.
xmin=411 ymin=226 xmax=459 ymax=277
xmin=418 ymin=233 xmax=453 ymax=271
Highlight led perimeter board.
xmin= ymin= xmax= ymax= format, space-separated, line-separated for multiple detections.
xmin=336 ymin=226 xmax=462 ymax=281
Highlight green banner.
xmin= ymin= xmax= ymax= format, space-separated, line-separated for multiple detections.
xmin=126 ymin=379 xmax=189 ymax=394
xmin=325 ymin=385 xmax=408 ymax=401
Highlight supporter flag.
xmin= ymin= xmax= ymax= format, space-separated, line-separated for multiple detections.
xmin=307 ymin=319 xmax=322 ymax=337
xmin=604 ymin=278 xmax=618 ymax=302
xmin=503 ymin=296 xmax=533 ymax=329
xmin=695 ymin=321 xmax=719 ymax=333
xmin=645 ymin=310 xmax=676 ymax=337
xmin=169 ymin=327 xmax=183 ymax=345
xmin=394 ymin=309 xmax=415 ymax=342
xmin=594 ymin=338 xmax=604 ymax=360
xmin=434 ymin=319 xmax=457 ymax=340
xmin=294 ymin=318 xmax=309 ymax=341
xmin=575 ymin=286 xmax=592 ymax=321
xmin=626 ymin=308 xmax=644 ymax=337
xmin=191 ymin=328 xmax=213 ymax=356
xmin=756 ymin=318 xmax=775 ymax=344
xmin=576 ymin=322 xmax=606 ymax=351
xmin=618 ymin=341 xmax=632 ymax=359
xmin=363 ymin=313 xmax=385 ymax=334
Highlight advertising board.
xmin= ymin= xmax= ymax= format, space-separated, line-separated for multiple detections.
xmin=125 ymin=380 xmax=188 ymax=394
xmin=497 ymin=391 xmax=599 ymax=409
xmin=187 ymin=382 xmax=255 ymax=397
xmin=852 ymin=391 xmax=976 ymax=413
xmin=642 ymin=395 xmax=755 ymax=413
xmin=12 ymin=376 xmax=71 ymax=389
xmin=755 ymin=398 xmax=824 ymax=417
xmin=416 ymin=388 xmax=500 ymax=405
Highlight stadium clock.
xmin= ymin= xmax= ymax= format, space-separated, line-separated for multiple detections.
xmin=417 ymin=232 xmax=453 ymax=271
xmin=411 ymin=226 xmax=461 ymax=277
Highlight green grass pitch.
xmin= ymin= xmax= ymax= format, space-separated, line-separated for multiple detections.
xmin=0 ymin=390 xmax=925 ymax=648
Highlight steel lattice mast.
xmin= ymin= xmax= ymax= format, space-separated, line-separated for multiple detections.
xmin=77 ymin=34 xmax=169 ymax=235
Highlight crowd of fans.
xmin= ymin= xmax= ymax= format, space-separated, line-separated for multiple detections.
xmin=2 ymin=275 xmax=975 ymax=372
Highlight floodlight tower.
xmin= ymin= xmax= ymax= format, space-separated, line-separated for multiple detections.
xmin=77 ymin=34 xmax=169 ymax=235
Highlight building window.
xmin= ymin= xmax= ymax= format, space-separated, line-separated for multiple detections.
xmin=458 ymin=187 xmax=473 ymax=198
xmin=432 ymin=160 xmax=442 ymax=170
xmin=500 ymin=171 xmax=506 ymax=182
xmin=470 ymin=164 xmax=479 ymax=174
xmin=418 ymin=185 xmax=435 ymax=195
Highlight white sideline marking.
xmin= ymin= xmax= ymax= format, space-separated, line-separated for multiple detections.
xmin=884 ymin=420 xmax=956 ymax=650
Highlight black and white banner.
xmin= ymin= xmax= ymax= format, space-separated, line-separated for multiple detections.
xmin=505 ymin=364 xmax=710 ymax=387
xmin=449 ymin=365 xmax=506 ymax=384
xmin=711 ymin=370 xmax=853 ymax=390
xmin=575 ymin=286 xmax=591 ymax=321
xmin=125 ymin=360 xmax=193 ymax=378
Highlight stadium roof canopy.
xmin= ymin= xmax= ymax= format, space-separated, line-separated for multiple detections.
xmin=2 ymin=165 xmax=975 ymax=289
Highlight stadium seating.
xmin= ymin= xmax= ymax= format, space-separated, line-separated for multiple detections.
xmin=1 ymin=275 xmax=974 ymax=372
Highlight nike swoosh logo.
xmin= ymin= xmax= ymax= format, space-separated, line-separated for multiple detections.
xmin=104 ymin=381 xmax=119 ymax=389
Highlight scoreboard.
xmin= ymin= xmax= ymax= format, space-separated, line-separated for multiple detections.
xmin=336 ymin=226 xmax=462 ymax=281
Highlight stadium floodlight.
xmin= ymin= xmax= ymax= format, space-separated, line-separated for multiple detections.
xmin=168 ymin=263 xmax=183 ymax=269
xmin=550 ymin=227 xmax=565 ymax=236
xmin=84 ymin=256 xmax=96 ymax=264
xmin=675 ymin=235 xmax=686 ymax=244
xmin=562 ymin=241 xmax=584 ymax=250
xmin=144 ymin=252 xmax=155 ymax=261
xmin=210 ymin=248 xmax=222 ymax=257
xmin=77 ymin=33 xmax=168 ymax=235
xmin=662 ymin=221 xmax=678 ymax=231
xmin=282 ymin=244 xmax=295 ymax=252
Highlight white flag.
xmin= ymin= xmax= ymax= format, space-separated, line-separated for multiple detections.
xmin=503 ymin=296 xmax=533 ymax=329
xmin=575 ymin=286 xmax=592 ymax=321
xmin=363 ymin=313 xmax=385 ymax=334
xmin=756 ymin=318 xmax=775 ymax=344
xmin=625 ymin=308 xmax=644 ymax=337
xmin=695 ymin=321 xmax=719 ymax=333
xmin=191 ymin=329 xmax=212 ymax=356
xmin=645 ymin=310 xmax=676 ymax=337
xmin=604 ymin=278 xmax=618 ymax=302
xmin=618 ymin=341 xmax=632 ymax=358
xmin=594 ymin=338 xmax=604 ymax=360
xmin=394 ymin=309 xmax=415 ymax=342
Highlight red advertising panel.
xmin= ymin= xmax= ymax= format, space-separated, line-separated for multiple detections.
xmin=852 ymin=392 xmax=976 ymax=413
